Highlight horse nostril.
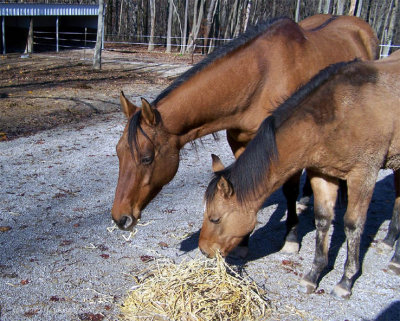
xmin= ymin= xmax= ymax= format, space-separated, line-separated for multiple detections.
xmin=117 ymin=215 xmax=136 ymax=230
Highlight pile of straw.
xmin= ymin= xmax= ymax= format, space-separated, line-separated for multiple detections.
xmin=120 ymin=254 xmax=272 ymax=320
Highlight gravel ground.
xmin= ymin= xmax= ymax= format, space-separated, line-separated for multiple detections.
xmin=1 ymin=106 xmax=400 ymax=320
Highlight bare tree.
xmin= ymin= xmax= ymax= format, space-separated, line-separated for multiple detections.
xmin=295 ymin=0 xmax=301 ymax=22
xmin=180 ymin=0 xmax=189 ymax=54
xmin=243 ymin=0 xmax=252 ymax=31
xmin=148 ymin=0 xmax=156 ymax=51
xmin=336 ymin=0 xmax=345 ymax=15
xmin=324 ymin=0 xmax=332 ymax=13
xmin=93 ymin=0 xmax=104 ymax=70
xmin=166 ymin=0 xmax=174 ymax=53
xmin=186 ymin=0 xmax=205 ymax=53
xmin=381 ymin=0 xmax=399 ymax=57
xmin=204 ymin=0 xmax=218 ymax=52
xmin=348 ymin=0 xmax=357 ymax=15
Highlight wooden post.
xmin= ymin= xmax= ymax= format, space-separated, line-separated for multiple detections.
xmin=25 ymin=17 xmax=33 ymax=54
xmin=56 ymin=16 xmax=59 ymax=52
xmin=2 ymin=16 xmax=5 ymax=55
xmin=93 ymin=0 xmax=104 ymax=69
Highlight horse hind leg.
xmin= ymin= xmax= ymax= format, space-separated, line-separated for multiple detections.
xmin=332 ymin=169 xmax=378 ymax=299
xmin=385 ymin=171 xmax=400 ymax=274
xmin=382 ymin=171 xmax=400 ymax=249
xmin=281 ymin=171 xmax=302 ymax=254
xmin=299 ymin=173 xmax=338 ymax=294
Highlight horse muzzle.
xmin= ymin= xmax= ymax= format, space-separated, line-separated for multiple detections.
xmin=114 ymin=214 xmax=138 ymax=230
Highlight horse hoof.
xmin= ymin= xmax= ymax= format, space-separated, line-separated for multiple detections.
xmin=299 ymin=196 xmax=311 ymax=206
xmin=280 ymin=241 xmax=299 ymax=254
xmin=388 ymin=261 xmax=400 ymax=275
xmin=299 ymin=279 xmax=316 ymax=294
xmin=331 ymin=285 xmax=351 ymax=299
xmin=378 ymin=240 xmax=393 ymax=252
xmin=229 ymin=246 xmax=248 ymax=259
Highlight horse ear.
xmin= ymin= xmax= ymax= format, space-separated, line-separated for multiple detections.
xmin=141 ymin=97 xmax=157 ymax=126
xmin=211 ymin=154 xmax=225 ymax=172
xmin=217 ymin=176 xmax=234 ymax=198
xmin=120 ymin=91 xmax=139 ymax=118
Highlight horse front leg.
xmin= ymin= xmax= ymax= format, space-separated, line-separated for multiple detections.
xmin=332 ymin=169 xmax=378 ymax=299
xmin=299 ymin=173 xmax=338 ymax=293
xmin=280 ymin=171 xmax=302 ymax=253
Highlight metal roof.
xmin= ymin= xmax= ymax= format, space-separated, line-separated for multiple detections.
xmin=0 ymin=4 xmax=99 ymax=16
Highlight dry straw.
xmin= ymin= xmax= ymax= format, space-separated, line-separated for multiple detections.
xmin=120 ymin=253 xmax=272 ymax=320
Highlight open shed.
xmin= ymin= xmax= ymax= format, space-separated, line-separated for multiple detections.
xmin=0 ymin=3 xmax=99 ymax=54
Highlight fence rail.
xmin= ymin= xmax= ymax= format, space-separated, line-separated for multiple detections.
xmin=29 ymin=29 xmax=399 ymax=57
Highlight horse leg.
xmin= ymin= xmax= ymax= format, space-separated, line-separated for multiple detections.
xmin=386 ymin=170 xmax=400 ymax=274
xmin=280 ymin=171 xmax=302 ymax=253
xmin=226 ymin=129 xmax=246 ymax=158
xmin=332 ymin=169 xmax=378 ymax=299
xmin=382 ymin=171 xmax=400 ymax=249
xmin=299 ymin=173 xmax=338 ymax=294
xmin=299 ymin=171 xmax=313 ymax=205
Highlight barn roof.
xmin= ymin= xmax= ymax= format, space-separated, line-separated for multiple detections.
xmin=0 ymin=4 xmax=99 ymax=16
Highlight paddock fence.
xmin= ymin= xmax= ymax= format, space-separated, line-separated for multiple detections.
xmin=29 ymin=27 xmax=400 ymax=59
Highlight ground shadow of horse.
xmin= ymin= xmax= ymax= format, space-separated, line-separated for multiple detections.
xmin=180 ymin=173 xmax=395 ymax=276
xmin=372 ymin=301 xmax=400 ymax=321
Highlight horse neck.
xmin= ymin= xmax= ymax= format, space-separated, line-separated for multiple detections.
xmin=155 ymin=57 xmax=266 ymax=148
xmin=247 ymin=120 xmax=318 ymax=212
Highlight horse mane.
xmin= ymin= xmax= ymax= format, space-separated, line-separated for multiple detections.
xmin=206 ymin=59 xmax=362 ymax=205
xmin=128 ymin=16 xmax=295 ymax=156
xmin=151 ymin=16 xmax=291 ymax=107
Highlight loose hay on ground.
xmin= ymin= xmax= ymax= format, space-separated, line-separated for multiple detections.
xmin=120 ymin=254 xmax=272 ymax=320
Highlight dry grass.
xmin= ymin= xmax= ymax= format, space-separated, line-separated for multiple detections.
xmin=120 ymin=253 xmax=272 ymax=320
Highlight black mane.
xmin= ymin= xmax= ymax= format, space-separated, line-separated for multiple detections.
xmin=205 ymin=59 xmax=360 ymax=205
xmin=151 ymin=17 xmax=289 ymax=106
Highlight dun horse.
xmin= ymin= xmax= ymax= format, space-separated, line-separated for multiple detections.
xmin=112 ymin=14 xmax=378 ymax=254
xmin=199 ymin=51 xmax=400 ymax=298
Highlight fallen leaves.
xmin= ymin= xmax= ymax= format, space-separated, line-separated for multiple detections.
xmin=78 ymin=312 xmax=104 ymax=321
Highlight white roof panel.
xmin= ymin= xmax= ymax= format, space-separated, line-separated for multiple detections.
xmin=0 ymin=4 xmax=99 ymax=16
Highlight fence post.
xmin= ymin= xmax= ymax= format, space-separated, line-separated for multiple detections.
xmin=25 ymin=17 xmax=33 ymax=54
xmin=56 ymin=16 xmax=59 ymax=52
xmin=2 ymin=16 xmax=5 ymax=55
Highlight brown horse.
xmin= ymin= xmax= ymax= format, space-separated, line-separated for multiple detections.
xmin=112 ymin=14 xmax=378 ymax=254
xmin=199 ymin=51 xmax=400 ymax=298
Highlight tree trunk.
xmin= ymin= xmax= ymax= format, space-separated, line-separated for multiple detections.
xmin=186 ymin=0 xmax=205 ymax=53
xmin=356 ymin=0 xmax=363 ymax=16
xmin=348 ymin=0 xmax=357 ymax=15
xmin=381 ymin=0 xmax=398 ymax=57
xmin=324 ymin=0 xmax=331 ymax=13
xmin=295 ymin=0 xmax=301 ymax=22
xmin=336 ymin=0 xmax=345 ymax=15
xmin=318 ymin=0 xmax=323 ymax=13
xmin=243 ymin=0 xmax=252 ymax=32
xmin=166 ymin=0 xmax=173 ymax=53
xmin=180 ymin=0 xmax=189 ymax=54
xmin=204 ymin=0 xmax=218 ymax=52
xmin=148 ymin=0 xmax=155 ymax=51
xmin=93 ymin=0 xmax=104 ymax=70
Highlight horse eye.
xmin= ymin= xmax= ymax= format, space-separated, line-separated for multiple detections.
xmin=141 ymin=155 xmax=153 ymax=165
xmin=209 ymin=217 xmax=221 ymax=224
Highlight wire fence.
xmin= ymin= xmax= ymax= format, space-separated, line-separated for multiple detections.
xmin=31 ymin=29 xmax=399 ymax=57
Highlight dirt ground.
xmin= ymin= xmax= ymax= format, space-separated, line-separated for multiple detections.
xmin=0 ymin=47 xmax=201 ymax=140
xmin=1 ymin=49 xmax=400 ymax=321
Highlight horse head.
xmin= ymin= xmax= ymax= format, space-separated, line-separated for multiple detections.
xmin=199 ymin=154 xmax=257 ymax=257
xmin=111 ymin=92 xmax=180 ymax=230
